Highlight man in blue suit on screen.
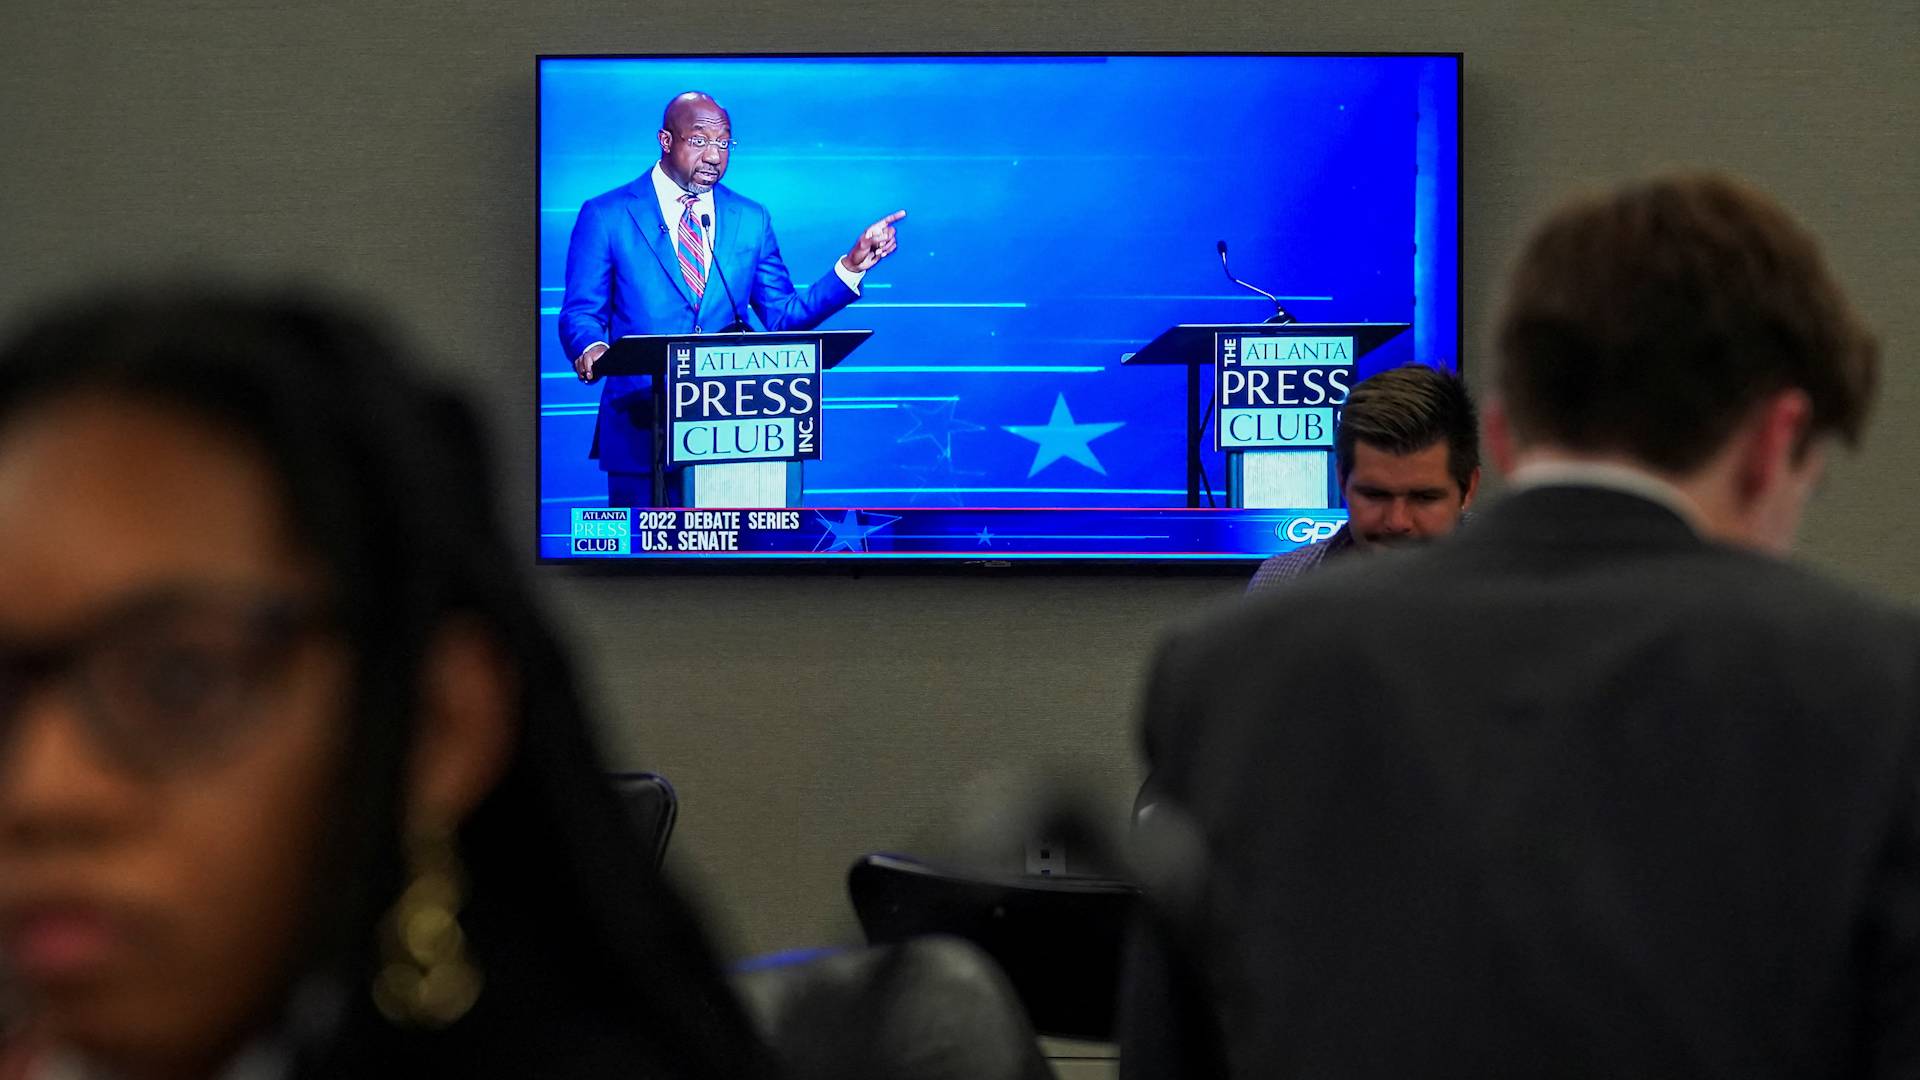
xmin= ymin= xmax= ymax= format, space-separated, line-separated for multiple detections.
xmin=560 ymin=90 xmax=906 ymax=507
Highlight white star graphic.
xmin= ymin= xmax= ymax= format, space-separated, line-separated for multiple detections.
xmin=1003 ymin=393 xmax=1126 ymax=477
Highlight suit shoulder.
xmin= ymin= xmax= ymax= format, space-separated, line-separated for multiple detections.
xmin=578 ymin=179 xmax=644 ymax=215
xmin=1696 ymin=546 xmax=1920 ymax=641
xmin=717 ymin=186 xmax=774 ymax=227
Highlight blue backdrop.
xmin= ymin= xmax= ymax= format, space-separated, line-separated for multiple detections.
xmin=537 ymin=54 xmax=1459 ymax=558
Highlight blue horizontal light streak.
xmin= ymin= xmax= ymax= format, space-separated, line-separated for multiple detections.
xmin=544 ymin=401 xmax=957 ymax=416
xmin=857 ymin=301 xmax=1027 ymax=309
xmin=543 ymin=548 xmax=1255 ymax=560
xmin=830 ymin=365 xmax=1101 ymax=374
xmin=1083 ymin=294 xmax=1335 ymax=301
xmin=532 ymin=290 xmax=1308 ymax=303
xmin=537 ymin=153 xmax=1147 ymax=171
xmin=804 ymin=487 xmax=1185 ymax=495
xmin=893 ymin=534 xmax=1170 ymax=540
xmin=539 ymin=303 xmax=1019 ymax=314
xmin=548 ymin=367 xmax=1096 ymax=378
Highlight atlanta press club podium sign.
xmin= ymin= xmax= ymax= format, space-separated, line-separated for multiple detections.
xmin=1214 ymin=331 xmax=1355 ymax=451
xmin=1122 ymin=322 xmax=1406 ymax=508
xmin=561 ymin=330 xmax=872 ymax=554
xmin=567 ymin=336 xmax=821 ymax=556
xmin=666 ymin=337 xmax=824 ymax=465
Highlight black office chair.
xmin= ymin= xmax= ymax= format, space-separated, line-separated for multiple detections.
xmin=848 ymin=852 xmax=1141 ymax=1041
xmin=608 ymin=771 xmax=678 ymax=870
xmin=734 ymin=936 xmax=1055 ymax=1080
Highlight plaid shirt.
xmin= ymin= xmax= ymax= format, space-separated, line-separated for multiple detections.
xmin=1246 ymin=524 xmax=1356 ymax=594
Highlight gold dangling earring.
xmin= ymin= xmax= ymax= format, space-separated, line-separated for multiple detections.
xmin=372 ymin=827 xmax=483 ymax=1028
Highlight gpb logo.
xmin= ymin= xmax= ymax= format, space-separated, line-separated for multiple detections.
xmin=1281 ymin=516 xmax=1342 ymax=544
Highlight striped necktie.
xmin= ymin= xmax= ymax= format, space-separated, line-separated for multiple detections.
xmin=675 ymin=193 xmax=708 ymax=300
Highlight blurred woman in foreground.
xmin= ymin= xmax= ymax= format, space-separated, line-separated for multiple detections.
xmin=0 ymin=287 xmax=772 ymax=1079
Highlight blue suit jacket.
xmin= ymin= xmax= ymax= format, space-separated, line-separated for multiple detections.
xmin=559 ymin=174 xmax=860 ymax=474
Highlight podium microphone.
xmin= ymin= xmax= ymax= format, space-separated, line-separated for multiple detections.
xmin=1217 ymin=239 xmax=1296 ymax=324
xmin=701 ymin=213 xmax=752 ymax=332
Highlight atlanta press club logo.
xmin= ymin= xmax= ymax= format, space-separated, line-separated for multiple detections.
xmin=570 ymin=507 xmax=629 ymax=554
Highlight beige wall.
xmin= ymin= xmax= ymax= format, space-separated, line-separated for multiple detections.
xmin=2 ymin=0 xmax=1914 ymax=956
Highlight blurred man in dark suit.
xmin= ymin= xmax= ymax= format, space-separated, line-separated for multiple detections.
xmin=1247 ymin=364 xmax=1479 ymax=592
xmin=1123 ymin=174 xmax=1909 ymax=1078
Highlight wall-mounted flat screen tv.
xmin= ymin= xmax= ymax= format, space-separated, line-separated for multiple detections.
xmin=537 ymin=53 xmax=1461 ymax=564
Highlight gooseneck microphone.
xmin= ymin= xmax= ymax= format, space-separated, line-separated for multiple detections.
xmin=1217 ymin=239 xmax=1296 ymax=324
xmin=700 ymin=213 xmax=752 ymax=332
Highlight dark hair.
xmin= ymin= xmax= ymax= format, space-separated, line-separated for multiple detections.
xmin=0 ymin=284 xmax=772 ymax=1079
xmin=1494 ymin=173 xmax=1879 ymax=472
xmin=1334 ymin=363 xmax=1480 ymax=493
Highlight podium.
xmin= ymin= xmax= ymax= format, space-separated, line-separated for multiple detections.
xmin=596 ymin=329 xmax=872 ymax=508
xmin=1124 ymin=323 xmax=1409 ymax=508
